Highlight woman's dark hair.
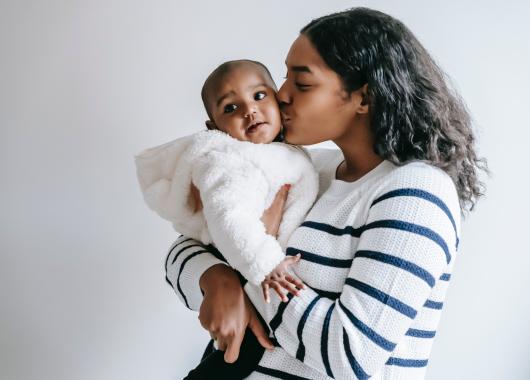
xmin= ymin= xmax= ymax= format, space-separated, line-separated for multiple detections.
xmin=302 ymin=8 xmax=487 ymax=212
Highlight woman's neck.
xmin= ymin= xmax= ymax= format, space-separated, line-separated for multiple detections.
xmin=333 ymin=117 xmax=384 ymax=182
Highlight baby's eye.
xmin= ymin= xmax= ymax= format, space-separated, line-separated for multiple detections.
xmin=254 ymin=91 xmax=267 ymax=101
xmin=224 ymin=104 xmax=237 ymax=113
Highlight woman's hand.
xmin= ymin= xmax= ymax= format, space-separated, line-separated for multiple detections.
xmin=198 ymin=264 xmax=274 ymax=363
xmin=196 ymin=184 xmax=290 ymax=362
xmin=261 ymin=184 xmax=290 ymax=237
xmin=188 ymin=182 xmax=203 ymax=213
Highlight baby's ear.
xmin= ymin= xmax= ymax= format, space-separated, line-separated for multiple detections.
xmin=205 ymin=120 xmax=217 ymax=130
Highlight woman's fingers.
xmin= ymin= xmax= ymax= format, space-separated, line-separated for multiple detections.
xmin=217 ymin=338 xmax=227 ymax=352
xmin=261 ymin=184 xmax=291 ymax=237
xmin=248 ymin=309 xmax=275 ymax=350
xmin=262 ymin=282 xmax=271 ymax=303
xmin=224 ymin=331 xmax=244 ymax=363
xmin=273 ymin=185 xmax=290 ymax=216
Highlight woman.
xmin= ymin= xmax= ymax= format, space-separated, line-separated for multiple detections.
xmin=166 ymin=7 xmax=485 ymax=379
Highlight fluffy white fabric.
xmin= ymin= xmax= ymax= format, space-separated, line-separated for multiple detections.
xmin=135 ymin=130 xmax=318 ymax=284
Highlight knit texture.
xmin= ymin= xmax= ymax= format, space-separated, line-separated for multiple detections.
xmin=135 ymin=130 xmax=318 ymax=284
xmin=166 ymin=148 xmax=460 ymax=379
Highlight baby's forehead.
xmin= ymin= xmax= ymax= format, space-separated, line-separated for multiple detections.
xmin=201 ymin=60 xmax=276 ymax=117
xmin=210 ymin=64 xmax=274 ymax=93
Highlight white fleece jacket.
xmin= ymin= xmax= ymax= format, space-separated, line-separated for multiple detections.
xmin=134 ymin=130 xmax=319 ymax=285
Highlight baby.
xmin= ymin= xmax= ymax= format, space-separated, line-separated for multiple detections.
xmin=135 ymin=60 xmax=318 ymax=378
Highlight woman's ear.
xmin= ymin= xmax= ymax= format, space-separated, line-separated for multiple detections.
xmin=357 ymin=83 xmax=370 ymax=114
xmin=205 ymin=120 xmax=217 ymax=130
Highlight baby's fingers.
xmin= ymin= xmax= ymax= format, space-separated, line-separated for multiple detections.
xmin=285 ymin=274 xmax=306 ymax=290
xmin=279 ymin=278 xmax=300 ymax=296
xmin=271 ymin=282 xmax=288 ymax=302
xmin=284 ymin=253 xmax=302 ymax=267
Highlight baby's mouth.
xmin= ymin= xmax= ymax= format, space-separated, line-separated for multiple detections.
xmin=246 ymin=121 xmax=266 ymax=133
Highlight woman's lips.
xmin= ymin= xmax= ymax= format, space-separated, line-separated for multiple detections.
xmin=281 ymin=113 xmax=291 ymax=126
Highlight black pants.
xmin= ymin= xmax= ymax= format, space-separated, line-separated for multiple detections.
xmin=183 ymin=328 xmax=265 ymax=379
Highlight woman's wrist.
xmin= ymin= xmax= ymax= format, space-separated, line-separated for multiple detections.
xmin=199 ymin=263 xmax=241 ymax=295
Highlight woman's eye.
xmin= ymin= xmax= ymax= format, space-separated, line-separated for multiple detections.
xmin=295 ymin=82 xmax=311 ymax=91
xmin=254 ymin=91 xmax=266 ymax=101
xmin=224 ymin=104 xmax=237 ymax=113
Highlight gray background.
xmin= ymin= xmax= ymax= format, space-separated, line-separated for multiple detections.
xmin=1 ymin=1 xmax=529 ymax=379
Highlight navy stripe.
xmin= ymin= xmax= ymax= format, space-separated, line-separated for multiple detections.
xmin=338 ymin=300 xmax=396 ymax=351
xmin=165 ymin=236 xmax=191 ymax=269
xmin=296 ymin=296 xmax=321 ymax=361
xmin=424 ymin=299 xmax=444 ymax=309
xmin=165 ymin=236 xmax=193 ymax=287
xmin=343 ymin=328 xmax=369 ymax=379
xmin=345 ymin=278 xmax=417 ymax=319
xmin=371 ymin=188 xmax=458 ymax=237
xmin=440 ymin=273 xmax=451 ymax=281
xmin=321 ymin=303 xmax=335 ymax=379
xmin=269 ymin=293 xmax=295 ymax=332
xmin=175 ymin=249 xmax=208 ymax=309
xmin=311 ymin=286 xmax=341 ymax=299
xmin=406 ymin=328 xmax=436 ymax=338
xmin=364 ymin=220 xmax=451 ymax=264
xmin=203 ymin=244 xmax=227 ymax=263
xmin=355 ymin=250 xmax=436 ymax=288
xmin=255 ymin=365 xmax=312 ymax=380
xmin=386 ymin=357 xmax=429 ymax=367
xmin=300 ymin=219 xmax=452 ymax=264
xmin=286 ymin=247 xmax=352 ymax=268
xmin=171 ymin=243 xmax=204 ymax=265
xmin=300 ymin=221 xmax=363 ymax=237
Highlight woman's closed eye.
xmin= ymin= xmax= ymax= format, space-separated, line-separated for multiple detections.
xmin=284 ymin=72 xmax=312 ymax=91
xmin=295 ymin=82 xmax=311 ymax=91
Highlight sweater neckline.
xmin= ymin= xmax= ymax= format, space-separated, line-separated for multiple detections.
xmin=326 ymin=158 xmax=394 ymax=196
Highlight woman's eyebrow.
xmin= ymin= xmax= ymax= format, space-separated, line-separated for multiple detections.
xmin=287 ymin=65 xmax=312 ymax=73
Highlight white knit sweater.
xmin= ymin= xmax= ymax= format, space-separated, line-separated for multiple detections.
xmin=166 ymin=148 xmax=461 ymax=379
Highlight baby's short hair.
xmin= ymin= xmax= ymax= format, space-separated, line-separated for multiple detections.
xmin=201 ymin=59 xmax=276 ymax=120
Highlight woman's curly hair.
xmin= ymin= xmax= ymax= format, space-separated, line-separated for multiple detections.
xmin=302 ymin=8 xmax=487 ymax=213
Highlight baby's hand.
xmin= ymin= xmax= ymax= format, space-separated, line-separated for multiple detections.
xmin=261 ymin=254 xmax=306 ymax=303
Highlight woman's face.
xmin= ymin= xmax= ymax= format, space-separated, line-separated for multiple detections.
xmin=278 ymin=34 xmax=365 ymax=146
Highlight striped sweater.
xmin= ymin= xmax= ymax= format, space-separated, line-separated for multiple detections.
xmin=166 ymin=149 xmax=461 ymax=379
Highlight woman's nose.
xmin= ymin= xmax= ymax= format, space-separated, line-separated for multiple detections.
xmin=277 ymin=81 xmax=291 ymax=109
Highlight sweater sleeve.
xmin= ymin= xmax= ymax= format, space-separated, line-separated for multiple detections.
xmin=165 ymin=235 xmax=228 ymax=311
xmin=244 ymin=169 xmax=460 ymax=379
xmin=191 ymin=151 xmax=286 ymax=285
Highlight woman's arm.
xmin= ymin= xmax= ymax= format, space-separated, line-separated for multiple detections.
xmin=164 ymin=235 xmax=227 ymax=311
xmin=245 ymin=173 xmax=460 ymax=379
xmin=165 ymin=186 xmax=290 ymax=361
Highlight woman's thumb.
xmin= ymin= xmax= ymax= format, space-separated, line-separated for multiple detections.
xmin=249 ymin=314 xmax=274 ymax=350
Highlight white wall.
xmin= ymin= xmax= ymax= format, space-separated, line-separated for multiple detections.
xmin=1 ymin=1 xmax=529 ymax=379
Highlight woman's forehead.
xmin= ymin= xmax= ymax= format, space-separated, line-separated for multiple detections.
xmin=285 ymin=34 xmax=327 ymax=73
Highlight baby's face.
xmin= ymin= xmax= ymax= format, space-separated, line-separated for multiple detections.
xmin=207 ymin=66 xmax=282 ymax=144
